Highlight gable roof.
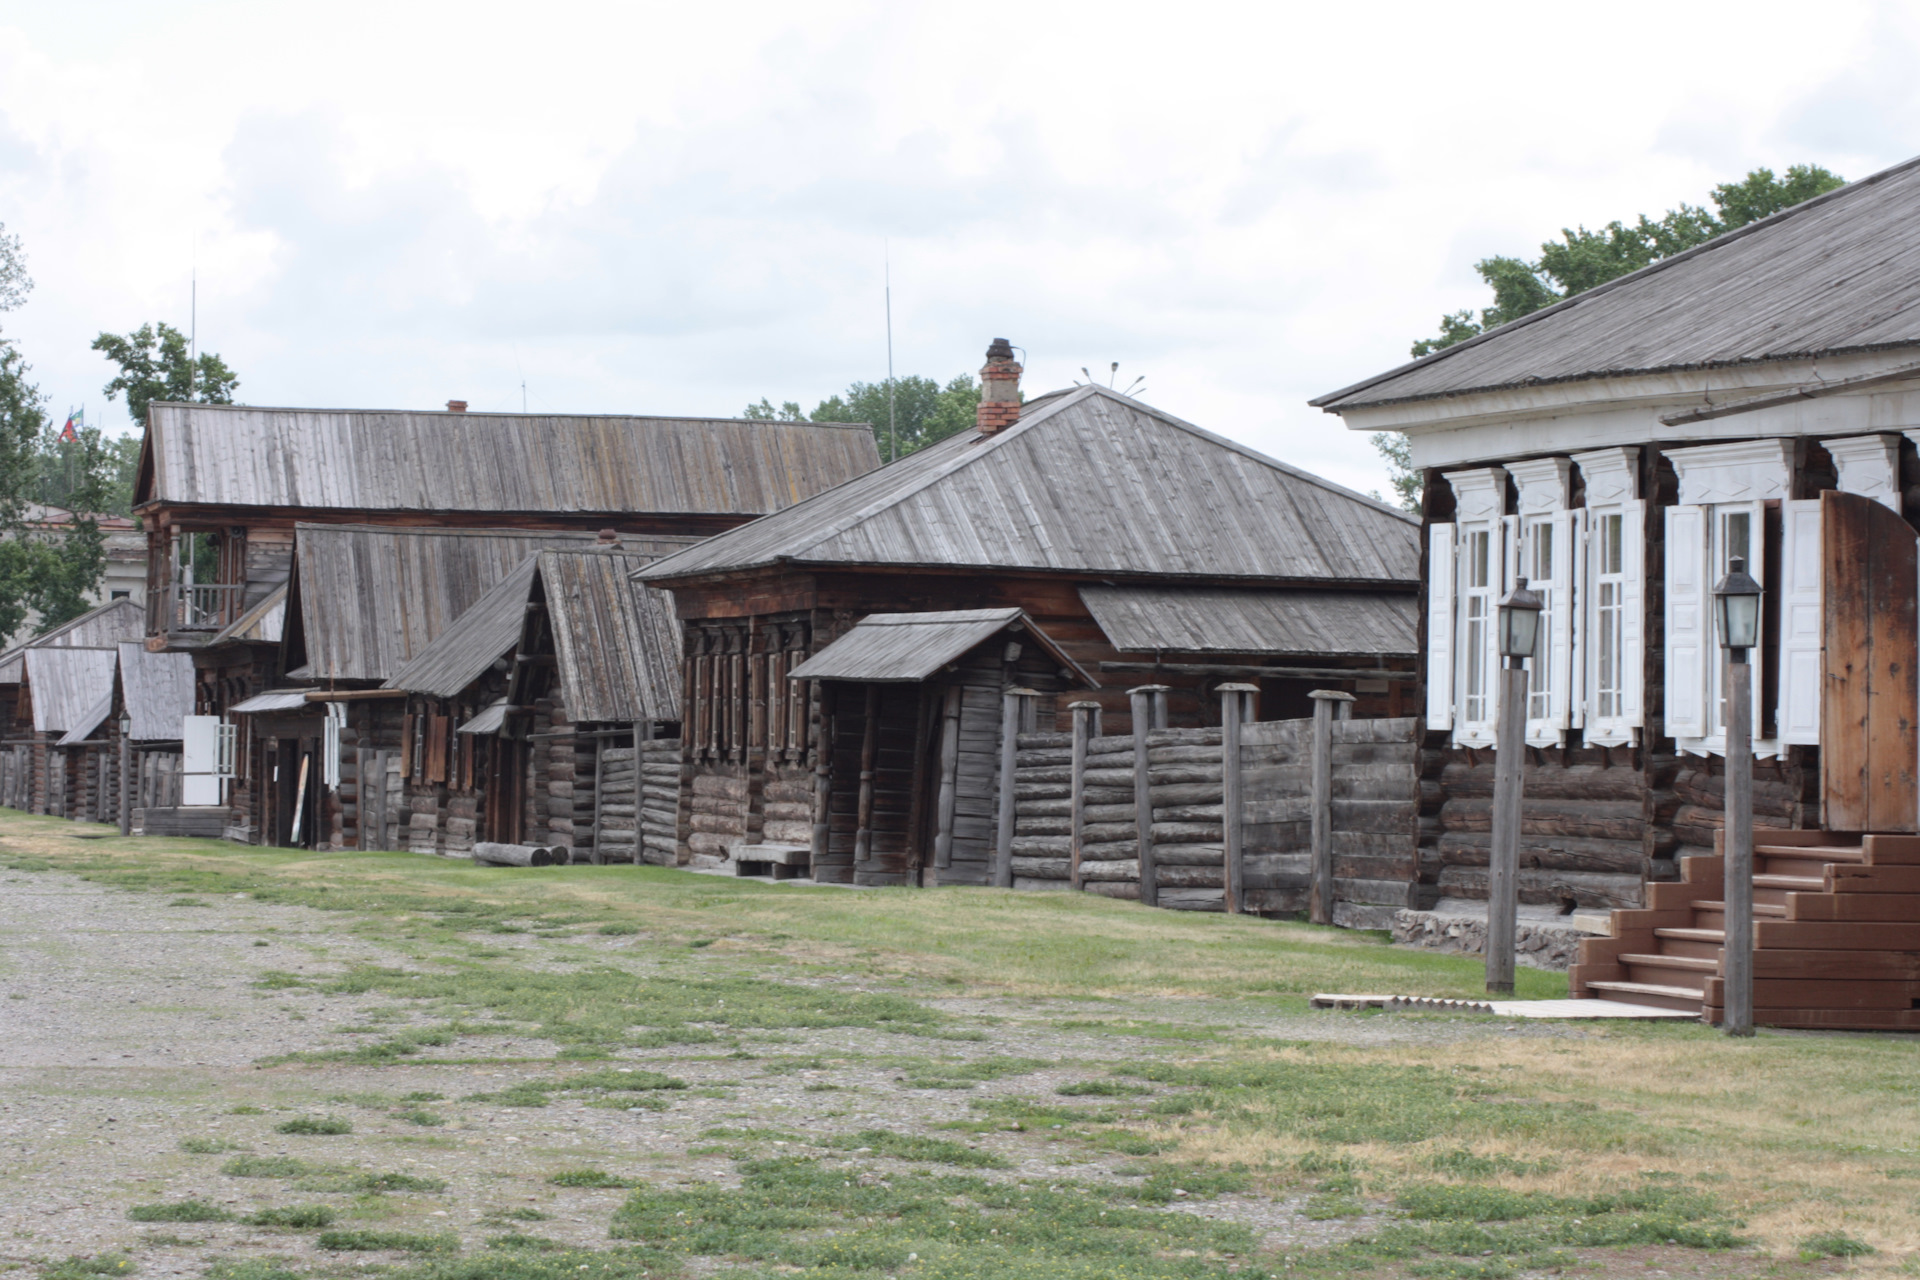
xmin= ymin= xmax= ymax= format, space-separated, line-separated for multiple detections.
xmin=136 ymin=404 xmax=882 ymax=514
xmin=289 ymin=525 xmax=697 ymax=682
xmin=25 ymin=647 xmax=119 ymax=734
xmin=0 ymin=598 xmax=147 ymax=684
xmin=1080 ymin=585 xmax=1417 ymax=657
xmin=1314 ymin=156 xmax=1920 ymax=412
xmin=118 ymin=642 xmax=196 ymax=741
xmin=384 ymin=558 xmax=542 ymax=698
xmin=535 ymin=549 xmax=683 ymax=723
xmin=787 ymin=608 xmax=1095 ymax=685
xmin=208 ymin=585 xmax=288 ymax=647
xmin=637 ymin=386 xmax=1419 ymax=587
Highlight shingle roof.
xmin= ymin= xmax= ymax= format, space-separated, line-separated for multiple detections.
xmin=137 ymin=404 xmax=882 ymax=514
xmin=0 ymin=598 xmax=146 ymax=684
xmin=290 ymin=526 xmax=697 ymax=682
xmin=787 ymin=609 xmax=1094 ymax=685
xmin=1314 ymin=155 xmax=1920 ymax=411
xmin=384 ymin=559 xmax=542 ymax=698
xmin=637 ymin=386 xmax=1419 ymax=586
xmin=1080 ymin=585 xmax=1417 ymax=657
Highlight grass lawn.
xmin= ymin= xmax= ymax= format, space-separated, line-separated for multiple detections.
xmin=4 ymin=809 xmax=1916 ymax=1277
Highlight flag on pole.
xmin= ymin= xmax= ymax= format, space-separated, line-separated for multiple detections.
xmin=58 ymin=411 xmax=77 ymax=443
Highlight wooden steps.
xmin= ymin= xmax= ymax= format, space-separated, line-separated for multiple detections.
xmin=1571 ymin=831 xmax=1920 ymax=1029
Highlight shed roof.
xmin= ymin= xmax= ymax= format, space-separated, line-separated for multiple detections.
xmin=25 ymin=647 xmax=120 ymax=734
xmin=536 ymin=550 xmax=684 ymax=723
xmin=637 ymin=386 xmax=1419 ymax=587
xmin=384 ymin=558 xmax=541 ymax=698
xmin=1314 ymin=155 xmax=1920 ymax=411
xmin=57 ymin=692 xmax=115 ymax=746
xmin=0 ymin=598 xmax=146 ymax=684
xmin=787 ymin=609 xmax=1094 ymax=685
xmin=1080 ymin=586 xmax=1418 ymax=657
xmin=137 ymin=404 xmax=881 ymax=514
xmin=117 ymin=642 xmax=197 ymax=740
xmin=290 ymin=526 xmax=695 ymax=682
xmin=209 ymin=585 xmax=287 ymax=647
xmin=231 ymin=689 xmax=316 ymax=714
xmin=457 ymin=700 xmax=509 ymax=735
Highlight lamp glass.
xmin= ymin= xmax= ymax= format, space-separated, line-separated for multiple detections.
xmin=1497 ymin=577 xmax=1544 ymax=660
xmin=1713 ymin=557 xmax=1763 ymax=652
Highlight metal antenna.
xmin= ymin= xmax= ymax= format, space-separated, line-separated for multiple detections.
xmin=885 ymin=241 xmax=896 ymax=464
xmin=189 ymin=235 xmax=197 ymax=401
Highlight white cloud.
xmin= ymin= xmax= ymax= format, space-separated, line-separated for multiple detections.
xmin=0 ymin=0 xmax=1911 ymax=499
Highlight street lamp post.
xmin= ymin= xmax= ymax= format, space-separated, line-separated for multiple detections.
xmin=1488 ymin=577 xmax=1544 ymax=996
xmin=117 ymin=709 xmax=133 ymax=838
xmin=1714 ymin=556 xmax=1763 ymax=1037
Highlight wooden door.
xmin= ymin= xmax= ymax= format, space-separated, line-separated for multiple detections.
xmin=1822 ymin=491 xmax=1919 ymax=832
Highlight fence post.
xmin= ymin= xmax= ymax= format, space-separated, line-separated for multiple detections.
xmin=1068 ymin=701 xmax=1098 ymax=891
xmin=1307 ymin=690 xmax=1356 ymax=926
xmin=993 ymin=687 xmax=1035 ymax=889
xmin=1129 ymin=685 xmax=1169 ymax=907
xmin=1217 ymin=683 xmax=1258 ymax=915
xmin=118 ymin=731 xmax=132 ymax=837
xmin=810 ymin=684 xmax=837 ymax=872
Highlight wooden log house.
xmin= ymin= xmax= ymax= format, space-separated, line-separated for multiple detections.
xmin=131 ymin=402 xmax=882 ymax=844
xmin=638 ymin=339 xmax=1422 ymax=883
xmin=1311 ymin=153 xmax=1920 ymax=1025
xmin=0 ymin=599 xmax=147 ymax=817
xmin=383 ymin=539 xmax=685 ymax=860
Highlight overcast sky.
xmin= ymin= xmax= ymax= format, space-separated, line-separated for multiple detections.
xmin=0 ymin=1 xmax=1914 ymax=496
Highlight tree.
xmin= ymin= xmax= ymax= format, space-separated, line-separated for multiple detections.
xmin=1411 ymin=165 xmax=1846 ymax=358
xmin=91 ymin=321 xmax=239 ymax=428
xmin=1371 ymin=434 xmax=1421 ymax=513
xmin=745 ymin=374 xmax=983 ymax=459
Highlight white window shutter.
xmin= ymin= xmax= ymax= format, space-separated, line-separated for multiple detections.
xmin=1426 ymin=524 xmax=1456 ymax=730
xmin=1551 ymin=509 xmax=1578 ymax=729
xmin=1663 ymin=504 xmax=1708 ymax=739
xmin=1778 ymin=498 xmax=1823 ymax=744
xmin=181 ymin=714 xmax=222 ymax=806
xmin=323 ymin=706 xmax=342 ymax=788
xmin=1620 ymin=499 xmax=1646 ymax=730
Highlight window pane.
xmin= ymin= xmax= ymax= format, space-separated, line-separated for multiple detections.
xmin=1603 ymin=514 xmax=1622 ymax=575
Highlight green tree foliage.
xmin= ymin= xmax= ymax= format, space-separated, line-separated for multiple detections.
xmin=0 ymin=226 xmax=118 ymax=641
xmin=92 ymin=321 xmax=239 ymax=427
xmin=746 ymin=374 xmax=982 ymax=460
xmin=1411 ymin=165 xmax=1846 ymax=358
xmin=1371 ymin=434 xmax=1421 ymax=513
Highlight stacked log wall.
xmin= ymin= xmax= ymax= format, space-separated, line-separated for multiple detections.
xmin=639 ymin=739 xmax=683 ymax=865
xmin=596 ymin=744 xmax=638 ymax=862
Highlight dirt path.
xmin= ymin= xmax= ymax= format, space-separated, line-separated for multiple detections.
xmin=0 ymin=863 xmax=1593 ymax=1275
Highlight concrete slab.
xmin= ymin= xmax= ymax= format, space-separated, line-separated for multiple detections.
xmin=1310 ymin=993 xmax=1699 ymax=1020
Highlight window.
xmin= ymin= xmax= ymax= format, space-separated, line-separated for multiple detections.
xmin=1592 ymin=512 xmax=1626 ymax=720
xmin=686 ymin=620 xmax=812 ymax=763
xmin=1462 ymin=526 xmax=1494 ymax=726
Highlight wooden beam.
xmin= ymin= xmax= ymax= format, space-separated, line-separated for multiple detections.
xmin=1068 ymin=701 xmax=1097 ymax=892
xmin=1100 ymin=661 xmax=1414 ymax=680
xmin=932 ymin=684 xmax=964 ymax=875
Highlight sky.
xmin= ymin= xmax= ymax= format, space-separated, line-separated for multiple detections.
xmin=0 ymin=0 xmax=1916 ymax=498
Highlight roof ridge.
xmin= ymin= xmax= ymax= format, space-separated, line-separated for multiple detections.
xmin=1310 ymin=152 xmax=1920 ymax=409
xmin=150 ymin=402 xmax=877 ymax=431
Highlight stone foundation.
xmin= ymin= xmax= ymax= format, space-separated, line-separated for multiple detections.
xmin=1390 ymin=900 xmax=1606 ymax=972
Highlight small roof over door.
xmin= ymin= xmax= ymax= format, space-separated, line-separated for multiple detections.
xmin=788 ymin=609 xmax=1096 ymax=685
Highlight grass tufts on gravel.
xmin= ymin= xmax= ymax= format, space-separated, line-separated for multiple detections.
xmin=547 ymin=1169 xmax=636 ymax=1188
xmin=316 ymin=1229 xmax=459 ymax=1253
xmin=275 ymin=1116 xmax=352 ymax=1135
xmin=40 ymin=1255 xmax=136 ymax=1279
xmin=179 ymin=1137 xmax=246 ymax=1154
xmin=243 ymin=1205 xmax=337 ymax=1229
xmin=125 ymin=1201 xmax=233 ymax=1223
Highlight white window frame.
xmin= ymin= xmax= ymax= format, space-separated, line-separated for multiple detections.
xmin=1440 ymin=468 xmax=1508 ymax=748
xmin=1507 ymin=457 xmax=1575 ymax=747
xmin=1574 ymin=448 xmax=1644 ymax=748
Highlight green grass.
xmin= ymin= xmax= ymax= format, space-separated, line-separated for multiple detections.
xmin=40 ymin=1255 xmax=136 ymax=1279
xmin=179 ymin=1136 xmax=245 ymax=1154
xmin=548 ymin=1168 xmax=636 ymax=1188
xmin=221 ymin=1155 xmax=318 ymax=1178
xmin=316 ymin=1229 xmax=459 ymax=1253
xmin=125 ymin=1200 xmax=233 ymax=1223
xmin=243 ymin=1205 xmax=337 ymax=1228
xmin=275 ymin=1115 xmax=352 ymax=1135
xmin=825 ymin=1129 xmax=1011 ymax=1168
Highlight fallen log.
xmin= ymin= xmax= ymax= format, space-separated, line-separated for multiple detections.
xmin=473 ymin=842 xmax=558 ymax=867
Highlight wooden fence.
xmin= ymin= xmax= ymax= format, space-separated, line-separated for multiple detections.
xmin=1005 ymin=712 xmax=1421 ymax=921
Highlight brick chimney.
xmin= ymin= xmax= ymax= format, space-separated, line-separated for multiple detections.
xmin=596 ymin=528 xmax=620 ymax=548
xmin=446 ymin=399 xmax=468 ymax=413
xmin=976 ymin=338 xmax=1022 ymax=435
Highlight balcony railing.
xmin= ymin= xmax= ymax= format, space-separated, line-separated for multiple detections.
xmin=149 ymin=582 xmax=247 ymax=633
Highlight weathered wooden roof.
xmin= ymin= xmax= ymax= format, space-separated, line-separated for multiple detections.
xmin=138 ymin=404 xmax=881 ymax=514
xmin=1080 ymin=585 xmax=1417 ymax=657
xmin=457 ymin=699 xmax=509 ymax=735
xmin=291 ymin=525 xmax=697 ymax=682
xmin=231 ymin=689 xmax=315 ymax=714
xmin=638 ymin=386 xmax=1419 ymax=587
xmin=209 ymin=585 xmax=287 ymax=646
xmin=118 ymin=642 xmax=196 ymax=741
xmin=1314 ymin=156 xmax=1920 ymax=411
xmin=384 ymin=558 xmax=541 ymax=698
xmin=25 ymin=647 xmax=119 ymax=734
xmin=788 ymin=609 xmax=1095 ymax=685
xmin=0 ymin=598 xmax=146 ymax=684
xmin=537 ymin=550 xmax=684 ymax=724
xmin=57 ymin=692 xmax=115 ymax=746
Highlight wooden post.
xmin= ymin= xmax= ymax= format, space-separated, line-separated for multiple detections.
xmin=853 ymin=685 xmax=879 ymax=869
xmin=1487 ymin=659 xmax=1527 ymax=995
xmin=1130 ymin=685 xmax=1169 ymax=907
xmin=932 ymin=684 xmax=964 ymax=877
xmin=118 ymin=729 xmax=132 ymax=837
xmin=1218 ymin=684 xmax=1257 ymax=915
xmin=373 ymin=749 xmax=390 ymax=851
xmin=1307 ymin=689 xmax=1355 ymax=925
xmin=1068 ymin=700 xmax=1097 ymax=891
xmin=810 ymin=683 xmax=835 ymax=873
xmin=993 ymin=688 xmax=1032 ymax=889
xmin=1724 ymin=654 xmax=1755 ymax=1037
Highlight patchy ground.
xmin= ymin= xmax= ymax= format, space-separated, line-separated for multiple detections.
xmin=0 ymin=814 xmax=1902 ymax=1278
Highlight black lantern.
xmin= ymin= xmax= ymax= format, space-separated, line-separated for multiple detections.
xmin=117 ymin=709 xmax=132 ymax=738
xmin=1497 ymin=577 xmax=1544 ymax=662
xmin=1714 ymin=556 xmax=1763 ymax=660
